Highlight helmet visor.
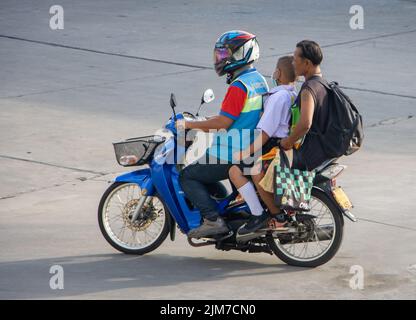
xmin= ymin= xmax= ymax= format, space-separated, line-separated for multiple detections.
xmin=213 ymin=47 xmax=232 ymax=64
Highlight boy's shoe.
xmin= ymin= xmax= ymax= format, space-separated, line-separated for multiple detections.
xmin=265 ymin=212 xmax=289 ymax=231
xmin=238 ymin=211 xmax=270 ymax=235
xmin=267 ymin=217 xmax=289 ymax=231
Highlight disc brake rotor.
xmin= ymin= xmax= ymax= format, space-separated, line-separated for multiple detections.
xmin=122 ymin=199 xmax=159 ymax=231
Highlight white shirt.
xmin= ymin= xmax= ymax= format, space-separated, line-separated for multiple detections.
xmin=256 ymin=84 xmax=297 ymax=138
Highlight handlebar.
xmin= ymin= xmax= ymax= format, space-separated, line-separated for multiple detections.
xmin=165 ymin=111 xmax=207 ymax=136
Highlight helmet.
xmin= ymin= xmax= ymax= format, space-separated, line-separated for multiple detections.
xmin=213 ymin=30 xmax=260 ymax=77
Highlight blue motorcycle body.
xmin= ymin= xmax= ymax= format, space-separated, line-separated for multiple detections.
xmin=114 ymin=113 xmax=248 ymax=234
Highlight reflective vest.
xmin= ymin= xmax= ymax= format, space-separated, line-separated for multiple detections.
xmin=208 ymin=69 xmax=269 ymax=162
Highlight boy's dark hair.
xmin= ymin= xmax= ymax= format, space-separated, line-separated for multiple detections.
xmin=296 ymin=40 xmax=323 ymax=66
xmin=277 ymin=55 xmax=296 ymax=82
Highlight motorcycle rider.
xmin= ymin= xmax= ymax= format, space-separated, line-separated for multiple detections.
xmin=178 ymin=30 xmax=269 ymax=238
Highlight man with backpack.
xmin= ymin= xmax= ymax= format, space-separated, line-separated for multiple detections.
xmin=280 ymin=40 xmax=363 ymax=169
xmin=249 ymin=40 xmax=329 ymax=230
xmin=279 ymin=40 xmax=329 ymax=169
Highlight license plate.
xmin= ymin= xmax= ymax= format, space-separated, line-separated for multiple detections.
xmin=332 ymin=187 xmax=353 ymax=210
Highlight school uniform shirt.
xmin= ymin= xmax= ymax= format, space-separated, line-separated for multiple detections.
xmin=257 ymin=84 xmax=297 ymax=139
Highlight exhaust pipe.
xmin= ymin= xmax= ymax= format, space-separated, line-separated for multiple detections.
xmin=236 ymin=230 xmax=267 ymax=244
xmin=235 ymin=225 xmax=334 ymax=244
xmin=187 ymin=237 xmax=216 ymax=247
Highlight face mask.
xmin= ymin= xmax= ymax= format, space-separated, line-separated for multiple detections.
xmin=270 ymin=70 xmax=280 ymax=87
xmin=270 ymin=75 xmax=278 ymax=87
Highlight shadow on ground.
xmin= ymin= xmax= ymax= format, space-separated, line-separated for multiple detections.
xmin=0 ymin=253 xmax=306 ymax=299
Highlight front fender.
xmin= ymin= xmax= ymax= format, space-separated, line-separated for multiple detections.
xmin=114 ymin=168 xmax=155 ymax=195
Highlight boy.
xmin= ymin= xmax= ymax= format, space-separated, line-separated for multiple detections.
xmin=229 ymin=55 xmax=297 ymax=235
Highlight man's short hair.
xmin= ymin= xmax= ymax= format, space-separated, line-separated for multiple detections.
xmin=296 ymin=40 xmax=323 ymax=66
xmin=277 ymin=55 xmax=296 ymax=82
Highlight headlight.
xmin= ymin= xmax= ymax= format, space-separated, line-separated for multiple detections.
xmin=320 ymin=164 xmax=347 ymax=179
xmin=119 ymin=155 xmax=139 ymax=166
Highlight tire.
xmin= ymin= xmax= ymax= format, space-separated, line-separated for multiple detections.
xmin=98 ymin=182 xmax=170 ymax=255
xmin=267 ymin=188 xmax=344 ymax=268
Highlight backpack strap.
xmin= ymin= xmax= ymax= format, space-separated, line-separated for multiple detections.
xmin=309 ymin=76 xmax=334 ymax=91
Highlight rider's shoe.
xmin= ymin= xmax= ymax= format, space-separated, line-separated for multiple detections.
xmin=238 ymin=211 xmax=270 ymax=235
xmin=188 ymin=217 xmax=229 ymax=238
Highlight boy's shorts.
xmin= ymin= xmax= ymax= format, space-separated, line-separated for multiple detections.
xmin=236 ymin=138 xmax=282 ymax=176
xmin=258 ymin=147 xmax=293 ymax=193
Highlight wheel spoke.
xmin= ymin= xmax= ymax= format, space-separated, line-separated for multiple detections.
xmin=315 ymin=225 xmax=333 ymax=240
xmin=108 ymin=214 xmax=123 ymax=222
xmin=102 ymin=183 xmax=166 ymax=251
xmin=117 ymin=224 xmax=128 ymax=241
xmin=275 ymin=195 xmax=337 ymax=262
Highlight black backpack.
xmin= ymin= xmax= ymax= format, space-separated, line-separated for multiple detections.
xmin=311 ymin=78 xmax=364 ymax=157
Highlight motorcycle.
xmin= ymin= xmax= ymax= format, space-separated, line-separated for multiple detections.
xmin=98 ymin=89 xmax=357 ymax=268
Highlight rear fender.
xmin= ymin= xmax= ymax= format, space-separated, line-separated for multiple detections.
xmin=312 ymin=186 xmax=354 ymax=223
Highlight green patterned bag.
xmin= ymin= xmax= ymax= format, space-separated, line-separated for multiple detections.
xmin=274 ymin=149 xmax=315 ymax=211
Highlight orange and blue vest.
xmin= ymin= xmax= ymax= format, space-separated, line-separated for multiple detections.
xmin=208 ymin=68 xmax=269 ymax=162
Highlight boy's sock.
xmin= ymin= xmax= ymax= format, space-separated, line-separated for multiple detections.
xmin=237 ymin=181 xmax=264 ymax=216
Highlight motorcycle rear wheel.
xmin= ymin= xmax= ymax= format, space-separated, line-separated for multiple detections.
xmin=266 ymin=189 xmax=344 ymax=268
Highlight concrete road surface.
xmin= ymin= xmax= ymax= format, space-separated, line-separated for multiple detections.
xmin=0 ymin=0 xmax=415 ymax=299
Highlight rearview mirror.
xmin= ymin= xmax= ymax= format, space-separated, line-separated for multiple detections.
xmin=170 ymin=93 xmax=177 ymax=120
xmin=170 ymin=93 xmax=177 ymax=109
xmin=202 ymin=89 xmax=215 ymax=104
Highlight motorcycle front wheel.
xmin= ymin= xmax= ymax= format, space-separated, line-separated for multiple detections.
xmin=98 ymin=182 xmax=170 ymax=255
xmin=266 ymin=189 xmax=344 ymax=268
